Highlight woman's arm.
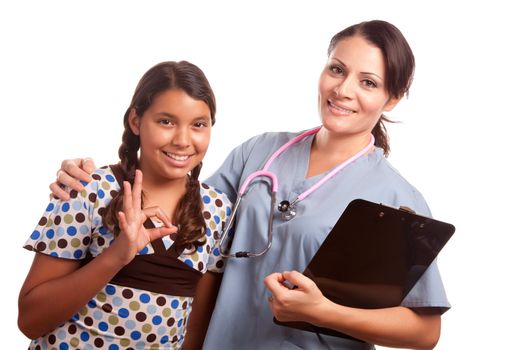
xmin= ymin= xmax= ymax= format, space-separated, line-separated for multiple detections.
xmin=182 ymin=272 xmax=223 ymax=350
xmin=264 ymin=271 xmax=441 ymax=350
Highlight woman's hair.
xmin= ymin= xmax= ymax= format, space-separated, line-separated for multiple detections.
xmin=102 ymin=61 xmax=216 ymax=249
xmin=328 ymin=20 xmax=415 ymax=156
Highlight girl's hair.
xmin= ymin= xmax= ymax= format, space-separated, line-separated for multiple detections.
xmin=328 ymin=20 xmax=415 ymax=156
xmin=102 ymin=61 xmax=216 ymax=249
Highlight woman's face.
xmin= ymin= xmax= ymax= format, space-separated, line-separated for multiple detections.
xmin=129 ymin=89 xmax=212 ymax=183
xmin=318 ymin=35 xmax=399 ymax=138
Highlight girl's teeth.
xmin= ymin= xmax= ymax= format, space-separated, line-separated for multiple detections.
xmin=166 ymin=152 xmax=189 ymax=161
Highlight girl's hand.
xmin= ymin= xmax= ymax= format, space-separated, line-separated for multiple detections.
xmin=264 ymin=270 xmax=329 ymax=325
xmin=112 ymin=169 xmax=178 ymax=265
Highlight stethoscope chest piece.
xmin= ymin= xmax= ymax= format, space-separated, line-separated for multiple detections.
xmin=278 ymin=200 xmax=296 ymax=221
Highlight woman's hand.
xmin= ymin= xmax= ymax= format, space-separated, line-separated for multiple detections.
xmin=50 ymin=157 xmax=96 ymax=200
xmin=110 ymin=169 xmax=178 ymax=266
xmin=264 ymin=270 xmax=329 ymax=324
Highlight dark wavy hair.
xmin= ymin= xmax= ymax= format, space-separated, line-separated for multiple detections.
xmin=328 ymin=20 xmax=415 ymax=156
xmin=102 ymin=61 xmax=216 ymax=249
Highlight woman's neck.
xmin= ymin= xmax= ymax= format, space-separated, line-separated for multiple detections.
xmin=307 ymin=128 xmax=373 ymax=178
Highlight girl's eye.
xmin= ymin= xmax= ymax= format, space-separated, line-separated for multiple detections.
xmin=362 ymin=79 xmax=377 ymax=89
xmin=194 ymin=121 xmax=208 ymax=128
xmin=159 ymin=119 xmax=173 ymax=126
xmin=329 ymin=64 xmax=344 ymax=75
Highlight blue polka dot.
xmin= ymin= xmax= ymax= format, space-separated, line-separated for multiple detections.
xmin=46 ymin=203 xmax=55 ymax=212
xmin=124 ymin=319 xmax=136 ymax=329
xmin=152 ymin=315 xmax=162 ymax=325
xmin=184 ymin=259 xmax=193 ymax=268
xmin=80 ymin=331 xmax=90 ymax=341
xmin=105 ymin=285 xmax=116 ymax=295
xmin=80 ymin=180 xmax=88 ymax=187
xmin=136 ymin=342 xmax=146 ymax=350
xmin=50 ymin=252 xmax=59 ymax=257
xmin=73 ymin=249 xmax=83 ymax=259
xmin=72 ymin=313 xmax=80 ymax=321
xmin=57 ymin=329 xmax=67 ymax=340
xmin=67 ymin=226 xmax=77 ymax=236
xmin=106 ymin=174 xmax=116 ymax=182
xmin=171 ymin=299 xmax=179 ymax=308
xmin=118 ymin=308 xmax=130 ymax=318
xmin=113 ymin=296 xmax=123 ymax=306
xmin=45 ymin=229 xmax=55 ymax=239
xmin=93 ymin=310 xmax=103 ymax=320
xmin=138 ymin=246 xmax=148 ymax=255
xmin=30 ymin=231 xmax=40 ymax=240
xmin=178 ymin=318 xmax=183 ymax=327
xmin=214 ymin=215 xmax=220 ymax=224
xmin=139 ymin=293 xmax=150 ymax=303
xmin=59 ymin=342 xmax=69 ymax=350
xmin=61 ymin=202 xmax=70 ymax=212
xmin=205 ymin=228 xmax=212 ymax=237
xmin=130 ymin=331 xmax=141 ymax=340
xmin=56 ymin=227 xmax=65 ymax=237
xmin=203 ymin=195 xmax=211 ymax=204
xmin=213 ymin=247 xmax=220 ymax=256
xmin=72 ymin=200 xmax=82 ymax=211
xmin=80 ymin=225 xmax=89 ymax=234
xmin=98 ymin=321 xmax=109 ymax=331
xmin=197 ymin=245 xmax=203 ymax=252
xmin=160 ymin=335 xmax=170 ymax=344
xmin=87 ymin=299 xmax=97 ymax=308
xmin=61 ymin=251 xmax=72 ymax=259
xmin=215 ymin=188 xmax=223 ymax=194
xmin=226 ymin=207 xmax=232 ymax=215
xmin=98 ymin=189 xmax=105 ymax=198
xmin=146 ymin=305 xmax=157 ymax=314
xmin=109 ymin=345 xmax=119 ymax=350
xmin=99 ymin=227 xmax=108 ymax=235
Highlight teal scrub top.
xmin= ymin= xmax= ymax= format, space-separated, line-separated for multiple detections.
xmin=203 ymin=130 xmax=450 ymax=350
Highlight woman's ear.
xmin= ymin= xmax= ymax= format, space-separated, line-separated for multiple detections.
xmin=384 ymin=95 xmax=402 ymax=112
xmin=128 ymin=109 xmax=140 ymax=135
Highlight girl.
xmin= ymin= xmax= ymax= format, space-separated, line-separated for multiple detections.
xmin=18 ymin=61 xmax=230 ymax=349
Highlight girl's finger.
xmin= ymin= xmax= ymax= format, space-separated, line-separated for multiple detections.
xmin=117 ymin=211 xmax=128 ymax=231
xmin=122 ymin=181 xmax=133 ymax=216
xmin=143 ymin=206 xmax=173 ymax=228
xmin=132 ymin=170 xmax=143 ymax=210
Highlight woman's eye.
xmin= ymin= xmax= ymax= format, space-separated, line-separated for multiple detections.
xmin=362 ymin=79 xmax=377 ymax=89
xmin=329 ymin=65 xmax=344 ymax=75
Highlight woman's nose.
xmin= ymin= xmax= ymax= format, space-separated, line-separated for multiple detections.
xmin=334 ymin=77 xmax=355 ymax=99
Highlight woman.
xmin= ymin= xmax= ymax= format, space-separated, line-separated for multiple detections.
xmin=48 ymin=20 xmax=449 ymax=349
xmin=18 ymin=61 xmax=231 ymax=349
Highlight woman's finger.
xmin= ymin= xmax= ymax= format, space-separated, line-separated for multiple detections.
xmin=62 ymin=159 xmax=93 ymax=184
xmin=56 ymin=168 xmax=85 ymax=192
xmin=49 ymin=182 xmax=71 ymax=201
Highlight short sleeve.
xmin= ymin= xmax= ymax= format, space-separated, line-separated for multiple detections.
xmin=24 ymin=189 xmax=95 ymax=260
xmin=200 ymin=184 xmax=232 ymax=273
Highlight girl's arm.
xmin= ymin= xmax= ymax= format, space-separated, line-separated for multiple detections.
xmin=182 ymin=272 xmax=222 ymax=350
xmin=265 ymin=271 xmax=441 ymax=350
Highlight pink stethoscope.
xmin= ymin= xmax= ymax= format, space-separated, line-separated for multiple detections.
xmin=219 ymin=126 xmax=375 ymax=258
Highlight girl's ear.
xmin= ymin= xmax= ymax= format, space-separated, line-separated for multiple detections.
xmin=128 ymin=109 xmax=140 ymax=135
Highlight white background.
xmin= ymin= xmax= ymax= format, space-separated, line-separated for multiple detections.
xmin=1 ymin=1 xmax=523 ymax=349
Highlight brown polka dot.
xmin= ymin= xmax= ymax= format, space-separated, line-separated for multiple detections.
xmin=122 ymin=288 xmax=133 ymax=299
xmin=156 ymin=296 xmax=166 ymax=306
xmin=102 ymin=303 xmax=113 ymax=313
xmin=136 ymin=312 xmax=147 ymax=322
xmin=75 ymin=213 xmax=86 ymax=223
xmin=97 ymin=207 xmax=106 ymax=216
xmin=215 ymin=199 xmax=223 ymax=207
xmin=38 ymin=217 xmax=48 ymax=226
xmin=94 ymin=337 xmax=104 ymax=347
xmin=57 ymin=239 xmax=68 ymax=248
xmin=198 ymin=262 xmax=204 ymax=270
xmin=53 ymin=216 xmax=61 ymax=225
xmin=202 ymin=183 xmax=210 ymax=189
xmin=68 ymin=324 xmax=77 ymax=334
xmin=70 ymin=190 xmax=78 ymax=199
xmin=146 ymin=334 xmax=157 ymax=342
xmin=216 ymin=260 xmax=224 ymax=269
xmin=115 ymin=326 xmax=125 ymax=336
xmin=97 ymin=237 xmax=106 ymax=246
xmin=88 ymin=193 xmax=97 ymax=203
xmin=84 ymin=317 xmax=93 ymax=326
xmin=167 ymin=317 xmax=175 ymax=326
xmin=36 ymin=242 xmax=47 ymax=251
xmin=92 ymin=174 xmax=102 ymax=181
xmin=83 ymin=236 xmax=92 ymax=246
xmin=182 ymin=301 xmax=188 ymax=309
xmin=35 ymin=346 xmax=42 ymax=350
xmin=110 ymin=190 xmax=118 ymax=198
xmin=203 ymin=211 xmax=211 ymax=219
xmin=47 ymin=334 xmax=56 ymax=344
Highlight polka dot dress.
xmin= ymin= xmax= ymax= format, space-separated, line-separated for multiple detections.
xmin=23 ymin=166 xmax=231 ymax=350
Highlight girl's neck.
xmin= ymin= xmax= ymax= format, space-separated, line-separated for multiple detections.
xmin=140 ymin=172 xmax=189 ymax=221
xmin=307 ymin=127 xmax=373 ymax=178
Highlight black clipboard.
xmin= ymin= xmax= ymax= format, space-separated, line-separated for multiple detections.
xmin=274 ymin=198 xmax=455 ymax=340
